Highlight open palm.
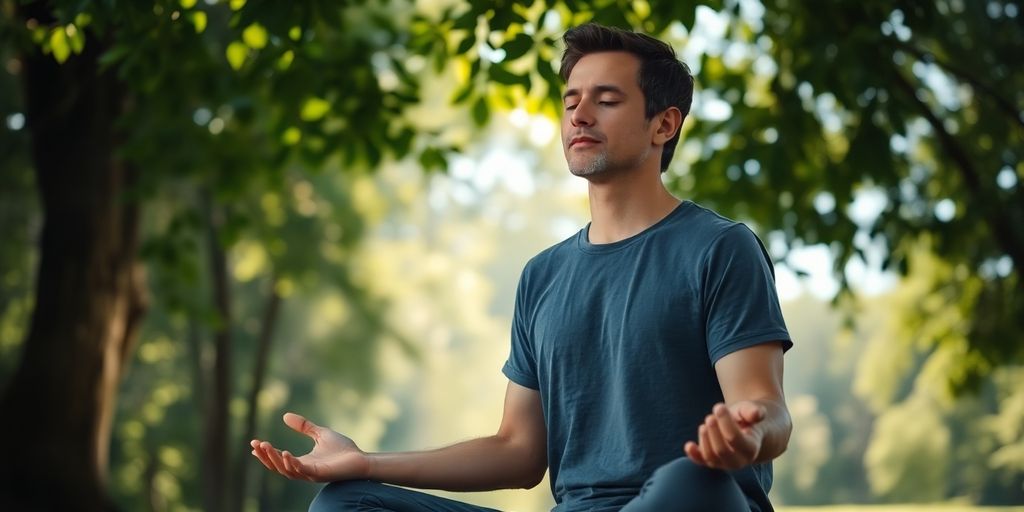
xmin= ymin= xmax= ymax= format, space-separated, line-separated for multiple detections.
xmin=251 ymin=412 xmax=370 ymax=482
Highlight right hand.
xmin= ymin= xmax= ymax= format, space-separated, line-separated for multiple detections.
xmin=251 ymin=412 xmax=370 ymax=482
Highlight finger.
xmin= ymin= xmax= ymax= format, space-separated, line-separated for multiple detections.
xmin=698 ymin=424 xmax=720 ymax=468
xmin=261 ymin=442 xmax=293 ymax=478
xmin=279 ymin=449 xmax=297 ymax=475
xmin=281 ymin=450 xmax=301 ymax=474
xmin=734 ymin=402 xmax=767 ymax=426
xmin=280 ymin=450 xmax=307 ymax=480
xmin=714 ymin=404 xmax=743 ymax=448
xmin=283 ymin=412 xmax=319 ymax=438
xmin=251 ymin=444 xmax=277 ymax=472
xmin=684 ymin=441 xmax=707 ymax=466
xmin=283 ymin=451 xmax=314 ymax=481
xmin=704 ymin=415 xmax=734 ymax=464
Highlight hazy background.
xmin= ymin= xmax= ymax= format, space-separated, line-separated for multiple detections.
xmin=1 ymin=0 xmax=1021 ymax=511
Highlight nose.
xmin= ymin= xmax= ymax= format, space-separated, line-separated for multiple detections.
xmin=570 ymin=100 xmax=594 ymax=127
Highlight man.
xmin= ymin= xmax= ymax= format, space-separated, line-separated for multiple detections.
xmin=252 ymin=23 xmax=793 ymax=512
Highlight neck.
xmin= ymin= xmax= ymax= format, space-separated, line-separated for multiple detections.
xmin=586 ymin=168 xmax=681 ymax=244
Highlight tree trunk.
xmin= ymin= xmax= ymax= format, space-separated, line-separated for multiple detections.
xmin=231 ymin=276 xmax=282 ymax=512
xmin=201 ymin=194 xmax=233 ymax=512
xmin=0 ymin=4 xmax=146 ymax=510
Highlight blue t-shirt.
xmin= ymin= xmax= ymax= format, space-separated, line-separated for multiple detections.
xmin=502 ymin=201 xmax=792 ymax=512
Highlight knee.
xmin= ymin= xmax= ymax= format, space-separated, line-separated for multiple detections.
xmin=308 ymin=480 xmax=384 ymax=512
xmin=642 ymin=458 xmax=748 ymax=512
xmin=652 ymin=456 xmax=724 ymax=484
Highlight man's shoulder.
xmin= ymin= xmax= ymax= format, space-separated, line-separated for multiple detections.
xmin=657 ymin=201 xmax=755 ymax=254
xmin=525 ymin=229 xmax=580 ymax=268
xmin=677 ymin=201 xmax=748 ymax=236
xmin=514 ymin=229 xmax=582 ymax=292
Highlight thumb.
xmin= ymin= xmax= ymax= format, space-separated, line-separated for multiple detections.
xmin=283 ymin=412 xmax=320 ymax=438
xmin=733 ymin=402 xmax=767 ymax=426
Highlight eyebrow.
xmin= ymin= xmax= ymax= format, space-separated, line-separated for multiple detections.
xmin=562 ymin=84 xmax=627 ymax=102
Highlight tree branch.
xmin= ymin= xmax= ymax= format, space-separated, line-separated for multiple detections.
xmin=891 ymin=68 xmax=1024 ymax=282
xmin=896 ymin=40 xmax=1024 ymax=131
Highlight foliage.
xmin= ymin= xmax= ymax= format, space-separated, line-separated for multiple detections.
xmin=1 ymin=0 xmax=1022 ymax=509
xmin=1 ymin=0 xmax=439 ymax=510
xmin=429 ymin=0 xmax=1024 ymax=391
xmin=771 ymin=272 xmax=1024 ymax=505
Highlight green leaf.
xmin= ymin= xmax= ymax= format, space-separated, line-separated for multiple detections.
xmin=281 ymin=127 xmax=301 ymax=145
xmin=49 ymin=27 xmax=70 ymax=63
xmin=277 ymin=50 xmax=294 ymax=70
xmin=300 ymin=97 xmax=331 ymax=121
xmin=501 ymin=33 xmax=534 ymax=61
xmin=226 ymin=41 xmax=248 ymax=70
xmin=490 ymin=6 xmax=524 ymax=30
xmin=471 ymin=96 xmax=488 ymax=126
xmin=450 ymin=82 xmax=474 ymax=104
xmin=452 ymin=10 xmax=478 ymax=30
xmin=67 ymin=25 xmax=85 ymax=54
xmin=242 ymin=23 xmax=268 ymax=49
xmin=395 ymin=128 xmax=415 ymax=158
xmin=180 ymin=0 xmax=197 ymax=8
xmin=676 ymin=4 xmax=696 ymax=30
xmin=488 ymin=64 xmax=529 ymax=89
xmin=455 ymin=34 xmax=476 ymax=55
xmin=418 ymin=146 xmax=447 ymax=172
xmin=537 ymin=57 xmax=559 ymax=86
xmin=191 ymin=12 xmax=207 ymax=33
xmin=98 ymin=44 xmax=131 ymax=70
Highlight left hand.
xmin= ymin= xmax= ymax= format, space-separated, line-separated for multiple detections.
xmin=684 ymin=401 xmax=766 ymax=470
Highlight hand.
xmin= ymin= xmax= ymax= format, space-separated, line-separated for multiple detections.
xmin=683 ymin=401 xmax=766 ymax=470
xmin=250 ymin=412 xmax=370 ymax=482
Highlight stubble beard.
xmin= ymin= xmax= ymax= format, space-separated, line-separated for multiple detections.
xmin=569 ymin=151 xmax=610 ymax=177
xmin=568 ymin=146 xmax=650 ymax=178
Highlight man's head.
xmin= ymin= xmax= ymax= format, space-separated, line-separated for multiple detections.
xmin=559 ymin=23 xmax=694 ymax=175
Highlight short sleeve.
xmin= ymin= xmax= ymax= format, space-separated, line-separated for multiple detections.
xmin=702 ymin=224 xmax=793 ymax=364
xmin=502 ymin=271 xmax=540 ymax=389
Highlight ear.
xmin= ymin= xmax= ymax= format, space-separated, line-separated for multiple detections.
xmin=650 ymin=107 xmax=683 ymax=146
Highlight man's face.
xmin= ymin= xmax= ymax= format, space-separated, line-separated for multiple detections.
xmin=561 ymin=51 xmax=654 ymax=179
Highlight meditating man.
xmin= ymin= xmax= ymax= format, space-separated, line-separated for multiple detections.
xmin=252 ymin=22 xmax=793 ymax=512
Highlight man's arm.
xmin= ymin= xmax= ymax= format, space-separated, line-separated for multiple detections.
xmin=683 ymin=342 xmax=791 ymax=469
xmin=251 ymin=381 xmax=548 ymax=491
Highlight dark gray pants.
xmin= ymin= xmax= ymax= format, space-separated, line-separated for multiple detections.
xmin=308 ymin=457 xmax=752 ymax=511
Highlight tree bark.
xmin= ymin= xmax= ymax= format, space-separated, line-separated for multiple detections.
xmin=201 ymin=193 xmax=233 ymax=512
xmin=0 ymin=3 xmax=147 ymax=510
xmin=230 ymin=275 xmax=283 ymax=512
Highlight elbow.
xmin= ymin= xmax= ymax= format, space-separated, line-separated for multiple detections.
xmin=509 ymin=449 xmax=547 ymax=489
xmin=496 ymin=431 xmax=547 ymax=489
xmin=773 ymin=406 xmax=795 ymax=459
xmin=516 ymin=465 xmax=547 ymax=489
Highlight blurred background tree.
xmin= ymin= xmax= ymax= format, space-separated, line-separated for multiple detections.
xmin=0 ymin=0 xmax=1021 ymax=511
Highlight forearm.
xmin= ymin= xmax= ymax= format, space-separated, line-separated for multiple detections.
xmin=751 ymin=398 xmax=792 ymax=463
xmin=366 ymin=434 xmax=547 ymax=491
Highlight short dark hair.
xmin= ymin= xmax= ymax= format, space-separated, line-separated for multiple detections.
xmin=560 ymin=23 xmax=694 ymax=172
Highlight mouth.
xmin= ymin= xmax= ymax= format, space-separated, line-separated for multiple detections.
xmin=569 ymin=137 xmax=602 ymax=148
